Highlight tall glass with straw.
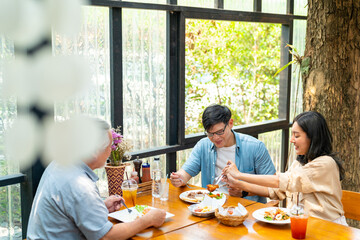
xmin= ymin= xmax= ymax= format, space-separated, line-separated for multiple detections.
xmin=290 ymin=192 xmax=308 ymax=239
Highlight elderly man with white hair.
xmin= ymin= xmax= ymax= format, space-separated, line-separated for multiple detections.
xmin=27 ymin=119 xmax=166 ymax=240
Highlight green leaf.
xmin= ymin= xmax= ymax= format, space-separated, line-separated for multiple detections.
xmin=134 ymin=205 xmax=148 ymax=213
xmin=274 ymin=60 xmax=296 ymax=77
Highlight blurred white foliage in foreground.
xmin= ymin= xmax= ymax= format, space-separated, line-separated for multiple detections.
xmin=0 ymin=0 xmax=101 ymax=169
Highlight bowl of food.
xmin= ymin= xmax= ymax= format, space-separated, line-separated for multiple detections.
xmin=188 ymin=204 xmax=216 ymax=217
xmin=215 ymin=204 xmax=248 ymax=227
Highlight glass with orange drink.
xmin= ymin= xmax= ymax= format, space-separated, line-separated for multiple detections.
xmin=121 ymin=179 xmax=138 ymax=207
xmin=290 ymin=204 xmax=308 ymax=239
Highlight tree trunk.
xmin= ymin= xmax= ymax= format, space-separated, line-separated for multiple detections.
xmin=303 ymin=0 xmax=360 ymax=228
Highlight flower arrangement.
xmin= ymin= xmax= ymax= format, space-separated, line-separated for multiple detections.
xmin=109 ymin=126 xmax=133 ymax=166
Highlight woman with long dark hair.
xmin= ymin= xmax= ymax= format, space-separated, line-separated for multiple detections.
xmin=223 ymin=111 xmax=347 ymax=225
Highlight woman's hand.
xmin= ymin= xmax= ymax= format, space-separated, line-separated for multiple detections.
xmin=104 ymin=195 xmax=123 ymax=213
xmin=222 ymin=160 xmax=241 ymax=179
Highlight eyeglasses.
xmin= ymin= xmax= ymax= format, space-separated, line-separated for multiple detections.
xmin=205 ymin=123 xmax=228 ymax=138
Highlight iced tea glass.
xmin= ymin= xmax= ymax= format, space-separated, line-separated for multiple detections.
xmin=290 ymin=204 xmax=308 ymax=239
xmin=121 ymin=179 xmax=138 ymax=207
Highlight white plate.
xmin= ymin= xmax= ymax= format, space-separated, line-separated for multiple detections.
xmin=179 ymin=190 xmax=225 ymax=203
xmin=252 ymin=207 xmax=290 ymax=224
xmin=109 ymin=206 xmax=174 ymax=223
xmin=179 ymin=190 xmax=209 ymax=203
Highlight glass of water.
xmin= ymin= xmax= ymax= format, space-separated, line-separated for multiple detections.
xmin=160 ymin=179 xmax=169 ymax=201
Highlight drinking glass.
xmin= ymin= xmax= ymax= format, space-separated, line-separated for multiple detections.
xmin=121 ymin=179 xmax=138 ymax=207
xmin=160 ymin=179 xmax=169 ymax=201
xmin=290 ymin=204 xmax=308 ymax=239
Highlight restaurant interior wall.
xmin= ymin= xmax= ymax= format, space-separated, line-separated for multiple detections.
xmin=0 ymin=0 xmax=307 ymax=238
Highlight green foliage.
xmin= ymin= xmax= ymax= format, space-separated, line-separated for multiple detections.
xmin=185 ymin=20 xmax=281 ymax=134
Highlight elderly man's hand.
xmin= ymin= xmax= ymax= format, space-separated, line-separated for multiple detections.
xmin=104 ymin=195 xmax=123 ymax=213
xmin=144 ymin=208 xmax=166 ymax=228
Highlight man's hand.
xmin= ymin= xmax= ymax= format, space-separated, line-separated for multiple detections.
xmin=104 ymin=195 xmax=123 ymax=213
xmin=143 ymin=208 xmax=166 ymax=228
xmin=222 ymin=160 xmax=241 ymax=179
xmin=228 ymin=188 xmax=243 ymax=197
xmin=170 ymin=172 xmax=184 ymax=187
xmin=223 ymin=174 xmax=244 ymax=197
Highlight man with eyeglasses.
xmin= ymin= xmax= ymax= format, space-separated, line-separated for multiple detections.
xmin=170 ymin=104 xmax=276 ymax=203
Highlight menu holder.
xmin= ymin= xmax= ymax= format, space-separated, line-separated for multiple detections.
xmin=136 ymin=181 xmax=152 ymax=197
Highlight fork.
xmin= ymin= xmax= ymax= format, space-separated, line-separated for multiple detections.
xmin=213 ymin=162 xmax=231 ymax=185
xmin=119 ymin=197 xmax=132 ymax=213
xmin=179 ymin=178 xmax=196 ymax=189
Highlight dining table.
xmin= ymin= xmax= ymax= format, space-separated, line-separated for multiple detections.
xmin=109 ymin=179 xmax=360 ymax=239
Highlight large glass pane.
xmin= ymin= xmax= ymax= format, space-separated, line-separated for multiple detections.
xmin=0 ymin=36 xmax=18 ymax=177
xmin=0 ymin=184 xmax=22 ymax=240
xmin=294 ymin=0 xmax=308 ymax=16
xmin=53 ymin=6 xmax=110 ymax=123
xmin=259 ymin=130 xmax=282 ymax=172
xmin=224 ymin=0 xmax=253 ymax=12
xmin=178 ymin=0 xmax=214 ymax=8
xmin=290 ymin=20 xmax=306 ymax=120
xmin=185 ymin=20 xmax=281 ymax=135
xmin=177 ymin=148 xmax=201 ymax=186
xmin=122 ymin=9 xmax=166 ymax=151
xmin=262 ymin=0 xmax=286 ymax=14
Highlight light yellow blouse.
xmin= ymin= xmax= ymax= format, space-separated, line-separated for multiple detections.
xmin=268 ymin=155 xmax=344 ymax=221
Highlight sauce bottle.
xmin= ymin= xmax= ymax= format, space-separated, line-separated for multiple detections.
xmin=142 ymin=160 xmax=151 ymax=182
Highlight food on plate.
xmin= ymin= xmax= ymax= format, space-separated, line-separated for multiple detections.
xmin=194 ymin=206 xmax=212 ymax=213
xmin=184 ymin=191 xmax=206 ymax=202
xmin=207 ymin=184 xmax=219 ymax=192
xmin=207 ymin=192 xmax=223 ymax=199
xmin=264 ymin=208 xmax=290 ymax=221
xmin=134 ymin=205 xmax=151 ymax=216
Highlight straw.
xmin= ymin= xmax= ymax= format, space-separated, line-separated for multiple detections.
xmin=125 ymin=172 xmax=131 ymax=188
xmin=296 ymin=192 xmax=300 ymax=215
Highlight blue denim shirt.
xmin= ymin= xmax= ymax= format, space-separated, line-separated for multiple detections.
xmin=182 ymin=131 xmax=276 ymax=203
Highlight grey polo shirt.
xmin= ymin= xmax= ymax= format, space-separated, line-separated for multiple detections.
xmin=27 ymin=162 xmax=113 ymax=240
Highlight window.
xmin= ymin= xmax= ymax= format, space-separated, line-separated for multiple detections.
xmin=0 ymin=36 xmax=20 ymax=240
xmin=185 ymin=20 xmax=281 ymax=135
xmin=53 ymin=6 xmax=111 ymax=123
xmin=122 ymin=9 xmax=167 ymax=151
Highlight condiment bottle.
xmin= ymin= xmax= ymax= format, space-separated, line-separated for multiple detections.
xmin=152 ymin=157 xmax=161 ymax=198
xmin=133 ymin=156 xmax=142 ymax=183
xmin=130 ymin=170 xmax=139 ymax=183
xmin=142 ymin=161 xmax=151 ymax=182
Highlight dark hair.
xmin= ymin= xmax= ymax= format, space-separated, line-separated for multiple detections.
xmin=202 ymin=104 xmax=231 ymax=131
xmin=293 ymin=111 xmax=344 ymax=180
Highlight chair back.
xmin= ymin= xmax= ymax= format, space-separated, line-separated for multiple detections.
xmin=341 ymin=190 xmax=360 ymax=221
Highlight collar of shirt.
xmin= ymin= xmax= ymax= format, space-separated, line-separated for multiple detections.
xmin=80 ymin=162 xmax=99 ymax=182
